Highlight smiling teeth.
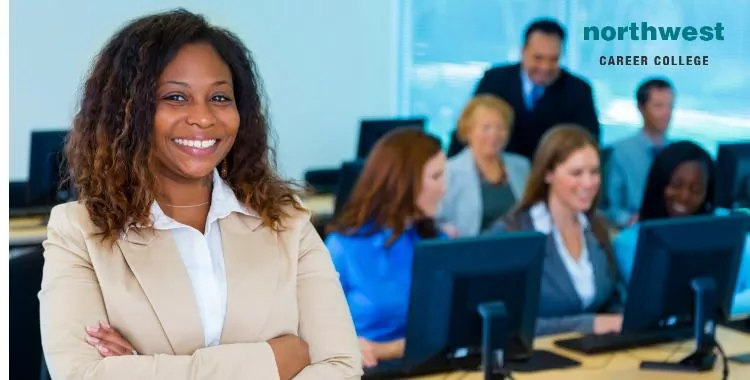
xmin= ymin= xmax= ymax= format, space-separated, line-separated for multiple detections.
xmin=173 ymin=139 xmax=216 ymax=148
xmin=673 ymin=204 xmax=687 ymax=212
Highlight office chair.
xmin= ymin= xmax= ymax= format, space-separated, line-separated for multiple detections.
xmin=10 ymin=247 xmax=50 ymax=380
xmin=598 ymin=146 xmax=614 ymax=210
xmin=446 ymin=129 xmax=465 ymax=158
xmin=304 ymin=168 xmax=341 ymax=195
xmin=334 ymin=160 xmax=365 ymax=217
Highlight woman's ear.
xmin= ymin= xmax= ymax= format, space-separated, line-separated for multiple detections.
xmin=544 ymin=170 xmax=554 ymax=185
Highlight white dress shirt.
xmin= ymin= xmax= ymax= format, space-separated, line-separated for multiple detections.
xmin=149 ymin=169 xmax=251 ymax=347
xmin=529 ymin=202 xmax=596 ymax=309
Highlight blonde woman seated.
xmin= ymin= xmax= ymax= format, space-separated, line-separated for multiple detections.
xmin=438 ymin=95 xmax=531 ymax=236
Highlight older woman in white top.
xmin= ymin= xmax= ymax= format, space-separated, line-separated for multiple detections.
xmin=438 ymin=95 xmax=531 ymax=237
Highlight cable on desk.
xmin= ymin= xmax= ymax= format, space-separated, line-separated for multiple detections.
xmin=715 ymin=342 xmax=729 ymax=380
xmin=623 ymin=339 xmax=689 ymax=363
xmin=578 ymin=352 xmax=617 ymax=371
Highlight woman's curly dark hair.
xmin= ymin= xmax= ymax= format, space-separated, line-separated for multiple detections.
xmin=66 ymin=9 xmax=303 ymax=243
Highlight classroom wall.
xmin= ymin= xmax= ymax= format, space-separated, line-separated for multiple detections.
xmin=10 ymin=0 xmax=399 ymax=181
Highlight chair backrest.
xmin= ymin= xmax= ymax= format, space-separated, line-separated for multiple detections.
xmin=446 ymin=128 xmax=465 ymax=158
xmin=10 ymin=247 xmax=49 ymax=380
xmin=598 ymin=146 xmax=614 ymax=210
xmin=334 ymin=160 xmax=365 ymax=216
xmin=303 ymin=168 xmax=341 ymax=195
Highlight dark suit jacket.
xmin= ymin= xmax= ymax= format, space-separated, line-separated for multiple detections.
xmin=448 ymin=63 xmax=600 ymax=160
xmin=485 ymin=209 xmax=623 ymax=336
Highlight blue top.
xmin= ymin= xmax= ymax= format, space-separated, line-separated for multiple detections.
xmin=326 ymin=226 xmax=441 ymax=342
xmin=613 ymin=210 xmax=750 ymax=316
xmin=605 ymin=131 xmax=669 ymax=227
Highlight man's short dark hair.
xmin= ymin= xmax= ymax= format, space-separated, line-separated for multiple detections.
xmin=636 ymin=78 xmax=674 ymax=106
xmin=523 ymin=19 xmax=566 ymax=46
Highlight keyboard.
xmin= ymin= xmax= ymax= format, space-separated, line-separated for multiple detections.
xmin=554 ymin=327 xmax=694 ymax=354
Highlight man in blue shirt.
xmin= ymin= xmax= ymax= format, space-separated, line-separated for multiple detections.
xmin=605 ymin=78 xmax=675 ymax=228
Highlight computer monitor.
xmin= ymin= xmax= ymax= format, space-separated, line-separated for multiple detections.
xmin=623 ymin=215 xmax=747 ymax=371
xmin=333 ymin=160 xmax=364 ymax=216
xmin=554 ymin=214 xmax=750 ymax=371
xmin=622 ymin=214 xmax=748 ymax=333
xmin=400 ymin=232 xmax=579 ymax=377
xmin=9 ymin=181 xmax=30 ymax=209
xmin=356 ymin=118 xmax=425 ymax=159
xmin=26 ymin=130 xmax=70 ymax=207
xmin=716 ymin=142 xmax=750 ymax=209
xmin=554 ymin=214 xmax=748 ymax=371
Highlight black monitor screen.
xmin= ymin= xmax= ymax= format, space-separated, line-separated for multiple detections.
xmin=622 ymin=214 xmax=749 ymax=333
xmin=27 ymin=130 xmax=70 ymax=207
xmin=447 ymin=271 xmax=530 ymax=352
xmin=403 ymin=232 xmax=546 ymax=373
xmin=356 ymin=118 xmax=425 ymax=159
xmin=716 ymin=142 xmax=750 ymax=209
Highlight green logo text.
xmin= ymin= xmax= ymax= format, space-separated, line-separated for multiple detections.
xmin=584 ymin=22 xmax=725 ymax=41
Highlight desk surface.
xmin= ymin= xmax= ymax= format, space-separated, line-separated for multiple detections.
xmin=416 ymin=327 xmax=750 ymax=379
xmin=9 ymin=194 xmax=336 ymax=247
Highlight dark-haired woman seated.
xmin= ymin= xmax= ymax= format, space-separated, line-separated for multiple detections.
xmin=39 ymin=9 xmax=360 ymax=380
xmin=486 ymin=125 xmax=623 ymax=337
xmin=325 ymin=128 xmax=447 ymax=368
xmin=614 ymin=141 xmax=750 ymax=316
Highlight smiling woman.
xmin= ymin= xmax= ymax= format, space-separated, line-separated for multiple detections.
xmin=39 ymin=8 xmax=361 ymax=380
xmin=613 ymin=141 xmax=720 ymax=285
xmin=484 ymin=125 xmax=624 ymax=337
xmin=151 ymin=42 xmax=242 ymax=222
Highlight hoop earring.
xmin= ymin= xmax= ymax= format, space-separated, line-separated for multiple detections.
xmin=221 ymin=159 xmax=228 ymax=178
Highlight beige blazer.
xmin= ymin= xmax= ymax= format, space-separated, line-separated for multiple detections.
xmin=39 ymin=202 xmax=362 ymax=380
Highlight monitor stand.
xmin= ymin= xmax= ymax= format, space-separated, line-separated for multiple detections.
xmin=640 ymin=277 xmax=718 ymax=373
xmin=478 ymin=301 xmax=579 ymax=379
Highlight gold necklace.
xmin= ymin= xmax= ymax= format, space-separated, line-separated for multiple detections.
xmin=164 ymin=201 xmax=210 ymax=208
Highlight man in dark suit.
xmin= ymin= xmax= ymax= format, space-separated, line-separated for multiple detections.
xmin=448 ymin=19 xmax=600 ymax=160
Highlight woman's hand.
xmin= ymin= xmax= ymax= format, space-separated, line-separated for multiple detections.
xmin=440 ymin=224 xmax=460 ymax=238
xmin=593 ymin=314 xmax=623 ymax=335
xmin=85 ymin=321 xmax=137 ymax=357
xmin=358 ymin=338 xmax=379 ymax=368
xmin=267 ymin=334 xmax=310 ymax=380
xmin=358 ymin=338 xmax=405 ymax=368
xmin=628 ymin=213 xmax=640 ymax=226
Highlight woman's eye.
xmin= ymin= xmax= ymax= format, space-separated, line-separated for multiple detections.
xmin=212 ymin=95 xmax=232 ymax=102
xmin=163 ymin=94 xmax=186 ymax=101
